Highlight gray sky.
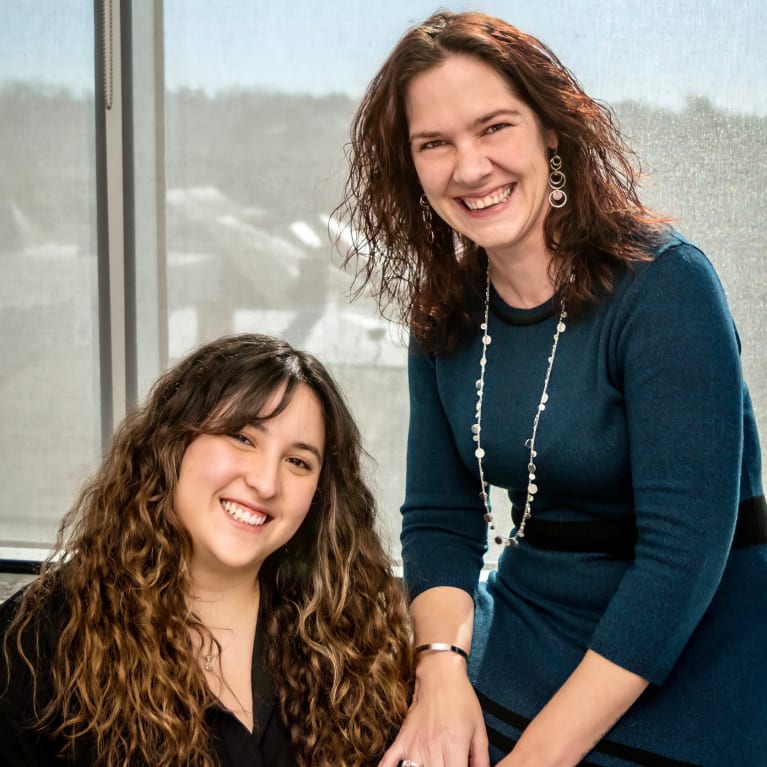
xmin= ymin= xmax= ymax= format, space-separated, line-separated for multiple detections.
xmin=2 ymin=0 xmax=766 ymax=114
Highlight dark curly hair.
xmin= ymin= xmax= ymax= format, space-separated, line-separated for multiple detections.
xmin=334 ymin=10 xmax=670 ymax=352
xmin=3 ymin=333 xmax=413 ymax=767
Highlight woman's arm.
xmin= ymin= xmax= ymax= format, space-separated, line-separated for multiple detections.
xmin=499 ymin=240 xmax=742 ymax=765
xmin=379 ymin=586 xmax=490 ymax=767
xmin=589 ymin=241 xmax=744 ymax=683
xmin=387 ymin=341 xmax=491 ymax=766
xmin=498 ymin=650 xmax=649 ymax=767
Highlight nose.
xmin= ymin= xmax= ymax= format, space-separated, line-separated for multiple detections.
xmin=243 ymin=454 xmax=280 ymax=499
xmin=453 ymin=140 xmax=493 ymax=186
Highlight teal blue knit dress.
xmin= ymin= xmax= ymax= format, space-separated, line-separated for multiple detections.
xmin=401 ymin=233 xmax=766 ymax=766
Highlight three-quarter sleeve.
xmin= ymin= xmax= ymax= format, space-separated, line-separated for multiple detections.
xmin=589 ymin=240 xmax=745 ymax=683
xmin=400 ymin=343 xmax=488 ymax=601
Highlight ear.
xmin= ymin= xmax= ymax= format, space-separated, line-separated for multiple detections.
xmin=544 ymin=128 xmax=559 ymax=151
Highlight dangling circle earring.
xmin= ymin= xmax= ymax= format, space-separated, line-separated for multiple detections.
xmin=548 ymin=152 xmax=567 ymax=208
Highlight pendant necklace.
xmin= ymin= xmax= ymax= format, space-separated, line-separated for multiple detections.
xmin=472 ymin=264 xmax=569 ymax=546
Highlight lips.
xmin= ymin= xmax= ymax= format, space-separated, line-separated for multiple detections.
xmin=460 ymin=183 xmax=515 ymax=211
xmin=221 ymin=499 xmax=269 ymax=527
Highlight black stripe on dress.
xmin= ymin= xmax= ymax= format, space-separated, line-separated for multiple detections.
xmin=476 ymin=690 xmax=700 ymax=767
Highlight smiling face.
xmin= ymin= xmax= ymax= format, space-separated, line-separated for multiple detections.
xmin=173 ymin=383 xmax=325 ymax=582
xmin=406 ymin=54 xmax=557 ymax=267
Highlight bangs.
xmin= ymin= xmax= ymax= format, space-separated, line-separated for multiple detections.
xmin=198 ymin=374 xmax=300 ymax=434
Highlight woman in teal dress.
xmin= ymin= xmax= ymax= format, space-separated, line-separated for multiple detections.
xmin=336 ymin=10 xmax=766 ymax=767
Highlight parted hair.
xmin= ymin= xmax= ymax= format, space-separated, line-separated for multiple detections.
xmin=335 ymin=10 xmax=669 ymax=352
xmin=2 ymin=333 xmax=413 ymax=767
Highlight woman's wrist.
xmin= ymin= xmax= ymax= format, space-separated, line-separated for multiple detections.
xmin=415 ymin=642 xmax=469 ymax=661
xmin=414 ymin=645 xmax=471 ymax=682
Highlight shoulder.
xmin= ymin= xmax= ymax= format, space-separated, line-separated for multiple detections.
xmin=0 ymin=586 xmax=26 ymax=626
xmin=601 ymin=231 xmax=742 ymax=375
xmin=0 ymin=580 xmax=67 ymax=676
xmin=0 ymin=587 xmax=45 ymax=735
xmin=0 ymin=585 xmax=34 ymax=647
xmin=611 ymin=230 xmax=732 ymax=319
xmin=631 ymin=230 xmax=723 ymax=290
xmin=0 ymin=580 xmax=80 ymax=765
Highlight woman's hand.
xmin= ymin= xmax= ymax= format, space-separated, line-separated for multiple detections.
xmin=379 ymin=651 xmax=490 ymax=767
xmin=494 ymin=650 xmax=649 ymax=767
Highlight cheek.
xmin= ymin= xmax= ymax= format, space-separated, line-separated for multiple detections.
xmin=530 ymin=149 xmax=552 ymax=180
xmin=412 ymin=161 xmax=429 ymax=191
xmin=175 ymin=453 xmax=227 ymax=513
xmin=412 ymin=154 xmax=442 ymax=189
xmin=174 ymin=462 xmax=203 ymax=505
xmin=176 ymin=461 xmax=205 ymax=500
xmin=171 ymin=483 xmax=193 ymax=532
xmin=299 ymin=484 xmax=319 ymax=518
xmin=289 ymin=482 xmax=320 ymax=527
xmin=186 ymin=441 xmax=232 ymax=482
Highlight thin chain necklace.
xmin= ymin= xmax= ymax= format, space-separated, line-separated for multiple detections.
xmin=473 ymin=265 xmax=568 ymax=546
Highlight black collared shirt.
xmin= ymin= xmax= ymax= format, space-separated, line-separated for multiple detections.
xmin=207 ymin=617 xmax=294 ymax=767
xmin=0 ymin=588 xmax=295 ymax=766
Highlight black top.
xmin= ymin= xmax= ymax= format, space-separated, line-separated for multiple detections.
xmin=0 ymin=587 xmax=295 ymax=766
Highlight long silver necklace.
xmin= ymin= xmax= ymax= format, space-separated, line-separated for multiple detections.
xmin=473 ymin=265 xmax=568 ymax=546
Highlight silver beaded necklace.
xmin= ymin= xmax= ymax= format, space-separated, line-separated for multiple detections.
xmin=472 ymin=265 xmax=568 ymax=546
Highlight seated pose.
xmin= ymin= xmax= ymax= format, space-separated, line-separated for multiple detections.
xmin=0 ymin=333 xmax=412 ymax=767
xmin=336 ymin=9 xmax=766 ymax=767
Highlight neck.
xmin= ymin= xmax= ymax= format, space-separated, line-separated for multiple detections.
xmin=188 ymin=570 xmax=261 ymax=626
xmin=486 ymin=247 xmax=555 ymax=309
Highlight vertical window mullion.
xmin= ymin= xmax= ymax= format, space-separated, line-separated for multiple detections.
xmin=131 ymin=0 xmax=168 ymax=401
xmin=95 ymin=0 xmax=133 ymax=444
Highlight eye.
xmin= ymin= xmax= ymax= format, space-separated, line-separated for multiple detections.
xmin=286 ymin=456 xmax=314 ymax=471
xmin=484 ymin=122 xmax=510 ymax=135
xmin=418 ymin=138 xmax=447 ymax=151
xmin=230 ymin=432 xmax=254 ymax=447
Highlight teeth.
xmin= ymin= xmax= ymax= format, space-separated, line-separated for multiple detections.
xmin=463 ymin=185 xmax=513 ymax=210
xmin=221 ymin=500 xmax=267 ymax=527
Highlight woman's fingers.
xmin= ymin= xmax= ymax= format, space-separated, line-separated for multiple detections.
xmin=379 ymin=674 xmax=489 ymax=767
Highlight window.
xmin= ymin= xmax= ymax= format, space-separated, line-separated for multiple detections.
xmin=0 ymin=2 xmax=99 ymax=564
xmin=2 ymin=1 xmax=765 ymax=576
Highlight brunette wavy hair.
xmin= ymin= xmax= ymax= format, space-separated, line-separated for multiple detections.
xmin=335 ymin=9 xmax=670 ymax=352
xmin=2 ymin=334 xmax=413 ymax=767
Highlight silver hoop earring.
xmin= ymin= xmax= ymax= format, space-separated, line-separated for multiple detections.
xmin=420 ymin=194 xmax=435 ymax=243
xmin=548 ymin=152 xmax=567 ymax=208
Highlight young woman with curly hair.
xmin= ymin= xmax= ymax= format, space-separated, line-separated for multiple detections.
xmin=335 ymin=9 xmax=766 ymax=767
xmin=0 ymin=333 xmax=413 ymax=767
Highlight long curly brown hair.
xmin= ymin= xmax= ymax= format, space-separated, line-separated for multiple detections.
xmin=2 ymin=334 xmax=413 ymax=767
xmin=334 ymin=10 xmax=670 ymax=352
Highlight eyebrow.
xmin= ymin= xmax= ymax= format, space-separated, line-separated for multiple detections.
xmin=293 ymin=441 xmax=324 ymax=464
xmin=250 ymin=423 xmax=324 ymax=464
xmin=409 ymin=109 xmax=523 ymax=143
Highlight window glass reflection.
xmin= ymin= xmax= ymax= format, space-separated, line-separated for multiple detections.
xmin=0 ymin=2 xmax=99 ymax=553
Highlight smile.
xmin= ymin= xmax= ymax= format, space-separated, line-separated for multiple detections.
xmin=221 ymin=499 xmax=269 ymax=527
xmin=461 ymin=184 xmax=515 ymax=211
